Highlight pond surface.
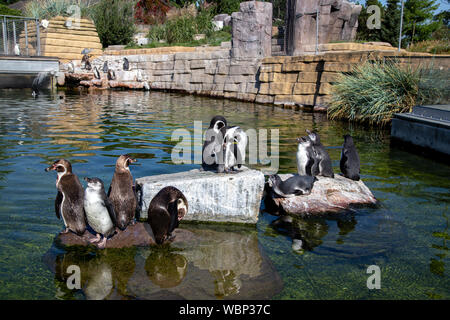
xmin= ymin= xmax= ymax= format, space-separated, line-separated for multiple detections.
xmin=0 ymin=89 xmax=448 ymax=299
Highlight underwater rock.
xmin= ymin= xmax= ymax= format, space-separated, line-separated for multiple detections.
xmin=54 ymin=222 xmax=195 ymax=249
xmin=136 ymin=168 xmax=265 ymax=224
xmin=266 ymin=174 xmax=376 ymax=215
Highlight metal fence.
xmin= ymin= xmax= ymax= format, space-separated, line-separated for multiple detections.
xmin=1 ymin=15 xmax=41 ymax=56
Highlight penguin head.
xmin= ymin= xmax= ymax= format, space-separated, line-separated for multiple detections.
xmin=306 ymin=129 xmax=320 ymax=144
xmin=116 ymin=154 xmax=137 ymax=171
xmin=45 ymin=159 xmax=72 ymax=174
xmin=84 ymin=177 xmax=104 ymax=191
xmin=297 ymin=136 xmax=311 ymax=148
xmin=176 ymin=198 xmax=188 ymax=221
xmin=209 ymin=116 xmax=227 ymax=132
xmin=267 ymin=174 xmax=281 ymax=188
xmin=343 ymin=134 xmax=354 ymax=145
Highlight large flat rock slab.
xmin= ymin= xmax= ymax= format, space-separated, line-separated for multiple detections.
xmin=136 ymin=168 xmax=265 ymax=224
xmin=267 ymin=174 xmax=376 ymax=215
xmin=55 ymin=222 xmax=195 ymax=248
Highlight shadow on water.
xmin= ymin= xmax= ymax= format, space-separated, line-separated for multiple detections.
xmin=42 ymin=224 xmax=283 ymax=300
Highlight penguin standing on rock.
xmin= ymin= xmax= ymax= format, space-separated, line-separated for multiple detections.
xmin=202 ymin=116 xmax=227 ymax=172
xmin=148 ymin=186 xmax=188 ymax=244
xmin=93 ymin=66 xmax=100 ymax=79
xmin=123 ymin=57 xmax=129 ymax=71
xmin=45 ymin=159 xmax=86 ymax=235
xmin=222 ymin=125 xmax=247 ymax=173
xmin=107 ymin=69 xmax=116 ymax=81
xmin=296 ymin=136 xmax=315 ymax=176
xmin=84 ymin=177 xmax=116 ymax=248
xmin=306 ymin=129 xmax=334 ymax=178
xmin=340 ymin=134 xmax=360 ymax=181
xmin=108 ymin=154 xmax=138 ymax=230
xmin=102 ymin=61 xmax=109 ymax=73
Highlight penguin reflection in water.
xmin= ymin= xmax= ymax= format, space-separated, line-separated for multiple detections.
xmin=147 ymin=186 xmax=188 ymax=244
xmin=83 ymin=177 xmax=116 ymax=248
xmin=45 ymin=159 xmax=86 ymax=235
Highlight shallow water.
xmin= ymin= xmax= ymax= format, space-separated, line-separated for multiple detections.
xmin=0 ymin=89 xmax=448 ymax=299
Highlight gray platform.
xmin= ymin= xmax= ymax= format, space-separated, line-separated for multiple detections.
xmin=391 ymin=105 xmax=450 ymax=155
xmin=0 ymin=55 xmax=59 ymax=89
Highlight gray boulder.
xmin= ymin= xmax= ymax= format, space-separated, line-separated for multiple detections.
xmin=267 ymin=174 xmax=376 ymax=215
xmin=136 ymin=167 xmax=265 ymax=224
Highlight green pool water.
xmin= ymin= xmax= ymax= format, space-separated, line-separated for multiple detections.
xmin=0 ymin=89 xmax=448 ymax=300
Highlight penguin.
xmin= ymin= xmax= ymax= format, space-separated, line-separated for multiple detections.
xmin=83 ymin=177 xmax=116 ymax=248
xmin=14 ymin=44 xmax=20 ymax=56
xmin=143 ymin=81 xmax=150 ymax=91
xmin=296 ymin=135 xmax=315 ymax=176
xmin=202 ymin=116 xmax=228 ymax=172
xmin=306 ymin=129 xmax=334 ymax=178
xmin=31 ymin=71 xmax=46 ymax=98
xmin=268 ymin=174 xmax=317 ymax=198
xmin=340 ymin=134 xmax=360 ymax=181
xmin=123 ymin=57 xmax=129 ymax=71
xmin=45 ymin=159 xmax=86 ymax=235
xmin=93 ymin=66 xmax=100 ymax=79
xmin=107 ymin=69 xmax=116 ymax=81
xmin=147 ymin=186 xmax=188 ymax=245
xmin=108 ymin=154 xmax=137 ymax=230
xmin=67 ymin=62 xmax=75 ymax=74
xmin=102 ymin=61 xmax=109 ymax=73
xmin=222 ymin=125 xmax=247 ymax=173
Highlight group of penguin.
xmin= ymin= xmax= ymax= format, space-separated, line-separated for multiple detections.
xmin=45 ymin=154 xmax=188 ymax=248
xmin=92 ymin=57 xmax=129 ymax=81
xmin=46 ymin=115 xmax=360 ymax=248
xmin=269 ymin=130 xmax=361 ymax=198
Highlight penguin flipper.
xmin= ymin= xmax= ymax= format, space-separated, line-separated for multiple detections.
xmin=105 ymin=197 xmax=117 ymax=227
xmin=107 ymin=185 xmax=111 ymax=197
xmin=167 ymin=200 xmax=180 ymax=235
xmin=55 ymin=191 xmax=63 ymax=219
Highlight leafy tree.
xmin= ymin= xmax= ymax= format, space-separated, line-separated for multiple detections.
xmin=382 ymin=0 xmax=401 ymax=47
xmin=0 ymin=3 xmax=22 ymax=16
xmin=403 ymin=0 xmax=440 ymax=46
xmin=356 ymin=0 xmax=384 ymax=41
xmin=433 ymin=10 xmax=450 ymax=26
xmin=91 ymin=0 xmax=136 ymax=48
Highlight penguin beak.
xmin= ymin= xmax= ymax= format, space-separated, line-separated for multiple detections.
xmin=45 ymin=164 xmax=56 ymax=172
xmin=83 ymin=177 xmax=90 ymax=183
xmin=127 ymin=158 xmax=137 ymax=164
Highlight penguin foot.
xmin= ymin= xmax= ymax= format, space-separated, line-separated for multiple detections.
xmin=166 ymin=234 xmax=176 ymax=242
xmin=60 ymin=228 xmax=70 ymax=234
xmin=129 ymin=220 xmax=136 ymax=226
xmin=89 ymin=233 xmax=101 ymax=243
xmin=97 ymin=237 xmax=107 ymax=249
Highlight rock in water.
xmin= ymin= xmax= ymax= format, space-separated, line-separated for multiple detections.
xmin=267 ymin=174 xmax=376 ymax=215
xmin=54 ymin=222 xmax=195 ymax=248
xmin=136 ymin=168 xmax=265 ymax=224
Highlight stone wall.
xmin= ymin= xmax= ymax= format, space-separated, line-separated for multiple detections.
xmin=63 ymin=47 xmax=441 ymax=111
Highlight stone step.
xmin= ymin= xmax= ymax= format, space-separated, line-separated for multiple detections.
xmin=272 ymin=51 xmax=286 ymax=56
xmin=271 ymin=45 xmax=283 ymax=52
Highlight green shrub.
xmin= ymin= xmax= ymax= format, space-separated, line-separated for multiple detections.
xmin=408 ymin=40 xmax=450 ymax=54
xmin=91 ymin=0 xmax=136 ymax=48
xmin=327 ymin=61 xmax=444 ymax=125
xmin=0 ymin=3 xmax=22 ymax=16
xmin=147 ymin=8 xmax=214 ymax=44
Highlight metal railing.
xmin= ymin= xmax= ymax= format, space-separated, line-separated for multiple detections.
xmin=1 ymin=15 xmax=41 ymax=56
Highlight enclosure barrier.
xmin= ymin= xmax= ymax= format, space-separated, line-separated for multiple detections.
xmin=1 ymin=15 xmax=41 ymax=56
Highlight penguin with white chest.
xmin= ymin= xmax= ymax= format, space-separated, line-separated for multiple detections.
xmin=45 ymin=159 xmax=86 ymax=235
xmin=84 ymin=177 xmax=116 ymax=248
xmin=296 ymin=136 xmax=315 ymax=176
xmin=108 ymin=154 xmax=138 ymax=230
xmin=221 ymin=125 xmax=247 ymax=173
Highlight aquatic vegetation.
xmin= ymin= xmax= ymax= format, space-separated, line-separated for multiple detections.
xmin=327 ymin=60 xmax=445 ymax=126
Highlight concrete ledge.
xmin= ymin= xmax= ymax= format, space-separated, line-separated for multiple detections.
xmin=136 ymin=168 xmax=265 ymax=224
xmin=266 ymin=174 xmax=376 ymax=216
